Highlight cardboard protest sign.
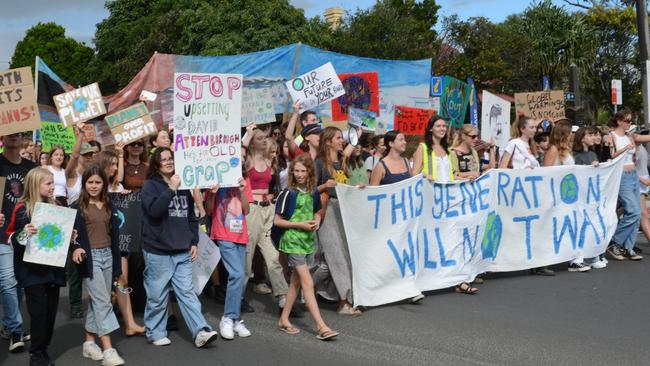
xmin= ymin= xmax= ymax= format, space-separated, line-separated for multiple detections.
xmin=514 ymin=90 xmax=565 ymax=121
xmin=337 ymin=159 xmax=624 ymax=307
xmin=348 ymin=107 xmax=377 ymax=132
xmin=192 ymin=227 xmax=221 ymax=295
xmin=481 ymin=91 xmax=511 ymax=150
xmin=53 ymin=83 xmax=106 ymax=126
xmin=105 ymin=103 xmax=156 ymax=144
xmin=394 ymin=106 xmax=434 ymax=135
xmin=40 ymin=122 xmax=76 ymax=153
xmin=110 ymin=192 xmax=142 ymax=253
xmin=0 ymin=67 xmax=41 ymax=135
xmin=23 ymin=202 xmax=77 ymax=268
xmin=439 ymin=76 xmax=470 ymax=128
xmin=285 ymin=62 xmax=345 ymax=112
xmin=331 ymin=72 xmax=379 ymax=121
xmin=241 ymin=87 xmax=276 ymax=126
xmin=173 ymin=73 xmax=243 ymax=189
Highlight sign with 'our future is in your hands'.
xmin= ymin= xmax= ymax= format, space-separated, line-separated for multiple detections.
xmin=286 ymin=62 xmax=345 ymax=112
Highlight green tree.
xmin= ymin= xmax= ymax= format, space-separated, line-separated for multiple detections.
xmin=90 ymin=0 xmax=334 ymax=93
xmin=332 ymin=0 xmax=440 ymax=60
xmin=10 ymin=22 xmax=94 ymax=86
xmin=513 ymin=0 xmax=597 ymax=87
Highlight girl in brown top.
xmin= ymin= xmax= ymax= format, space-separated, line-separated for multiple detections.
xmin=123 ymin=139 xmax=148 ymax=191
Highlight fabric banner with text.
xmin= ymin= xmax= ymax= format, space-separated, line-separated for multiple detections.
xmin=336 ymin=159 xmax=624 ymax=307
xmin=173 ymin=73 xmax=243 ymax=189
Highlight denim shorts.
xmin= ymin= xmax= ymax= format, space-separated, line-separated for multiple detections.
xmin=287 ymin=254 xmax=307 ymax=267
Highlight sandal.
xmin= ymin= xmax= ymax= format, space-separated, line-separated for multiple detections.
xmin=278 ymin=323 xmax=300 ymax=335
xmin=316 ymin=326 xmax=339 ymax=341
xmin=455 ymin=282 xmax=478 ymax=295
xmin=337 ymin=303 xmax=363 ymax=316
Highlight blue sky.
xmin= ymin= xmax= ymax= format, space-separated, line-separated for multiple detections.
xmin=0 ymin=0 xmax=568 ymax=69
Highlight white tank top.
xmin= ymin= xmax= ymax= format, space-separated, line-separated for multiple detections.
xmin=435 ymin=155 xmax=451 ymax=184
xmin=612 ymin=132 xmax=635 ymax=165
xmin=67 ymin=172 xmax=82 ymax=205
xmin=47 ymin=166 xmax=67 ymax=197
xmin=554 ymin=152 xmax=575 ymax=166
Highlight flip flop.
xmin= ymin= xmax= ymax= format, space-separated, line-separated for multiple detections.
xmin=278 ymin=324 xmax=300 ymax=335
xmin=316 ymin=328 xmax=339 ymax=341
xmin=455 ymin=282 xmax=478 ymax=295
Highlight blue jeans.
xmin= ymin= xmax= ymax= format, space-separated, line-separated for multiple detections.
xmin=143 ymin=250 xmax=212 ymax=342
xmin=0 ymin=244 xmax=23 ymax=335
xmin=613 ymin=171 xmax=641 ymax=251
xmin=216 ymin=241 xmax=246 ymax=321
xmin=84 ymin=248 xmax=119 ymax=337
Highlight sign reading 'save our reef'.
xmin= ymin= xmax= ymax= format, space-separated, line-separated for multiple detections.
xmin=53 ymin=83 xmax=106 ymax=126
xmin=285 ymin=62 xmax=345 ymax=112
xmin=173 ymin=73 xmax=243 ymax=189
xmin=514 ymin=90 xmax=565 ymax=121
xmin=0 ymin=67 xmax=41 ymax=135
xmin=105 ymin=103 xmax=156 ymax=144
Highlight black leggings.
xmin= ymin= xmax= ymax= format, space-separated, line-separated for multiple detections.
xmin=25 ymin=284 xmax=60 ymax=354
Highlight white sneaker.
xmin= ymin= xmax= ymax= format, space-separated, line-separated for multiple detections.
xmin=151 ymin=337 xmax=171 ymax=346
xmin=82 ymin=341 xmax=104 ymax=360
xmin=234 ymin=320 xmax=252 ymax=338
xmin=591 ymin=260 xmax=607 ymax=269
xmin=410 ymin=294 xmax=425 ymax=303
xmin=194 ymin=329 xmax=218 ymax=348
xmin=101 ymin=348 xmax=125 ymax=366
xmin=219 ymin=316 xmax=234 ymax=340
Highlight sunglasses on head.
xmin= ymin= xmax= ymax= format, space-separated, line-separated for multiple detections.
xmin=465 ymin=133 xmax=479 ymax=139
xmin=128 ymin=142 xmax=144 ymax=147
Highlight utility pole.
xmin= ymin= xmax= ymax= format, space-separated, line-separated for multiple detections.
xmin=637 ymin=0 xmax=650 ymax=127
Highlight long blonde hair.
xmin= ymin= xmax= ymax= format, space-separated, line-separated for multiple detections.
xmin=21 ymin=168 xmax=56 ymax=217
xmin=451 ymin=125 xmax=477 ymax=149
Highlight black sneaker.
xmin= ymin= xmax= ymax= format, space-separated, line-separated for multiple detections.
xmin=623 ymin=249 xmax=643 ymax=261
xmin=606 ymin=245 xmax=625 ymax=261
xmin=568 ymin=262 xmax=591 ymax=272
xmin=21 ymin=331 xmax=30 ymax=342
xmin=70 ymin=309 xmax=84 ymax=319
xmin=240 ymin=299 xmax=255 ymax=313
xmin=29 ymin=350 xmax=54 ymax=366
xmin=529 ymin=267 xmax=555 ymax=276
xmin=633 ymin=246 xmax=643 ymax=254
xmin=9 ymin=332 xmax=25 ymax=353
xmin=166 ymin=314 xmax=179 ymax=331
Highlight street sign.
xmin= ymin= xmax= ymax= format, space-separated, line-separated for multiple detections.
xmin=430 ymin=76 xmax=443 ymax=97
xmin=611 ymin=79 xmax=622 ymax=105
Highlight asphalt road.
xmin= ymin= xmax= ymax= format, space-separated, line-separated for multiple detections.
xmin=2 ymin=240 xmax=649 ymax=366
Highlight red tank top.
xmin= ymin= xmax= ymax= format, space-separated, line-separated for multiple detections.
xmin=248 ymin=166 xmax=272 ymax=190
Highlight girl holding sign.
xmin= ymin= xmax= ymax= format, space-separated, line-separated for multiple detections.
xmin=7 ymin=168 xmax=85 ymax=366
xmin=72 ymin=164 xmax=126 ymax=365
xmin=411 ymin=119 xmax=478 ymax=294
xmin=606 ymin=110 xmax=643 ymax=261
xmin=314 ymin=126 xmax=362 ymax=314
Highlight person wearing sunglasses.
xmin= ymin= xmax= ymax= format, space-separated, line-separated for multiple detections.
xmin=449 ymin=124 xmax=482 ymax=181
xmin=123 ymin=140 xmax=148 ymax=192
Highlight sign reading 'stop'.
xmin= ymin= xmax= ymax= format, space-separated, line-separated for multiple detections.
xmin=53 ymin=83 xmax=106 ymax=126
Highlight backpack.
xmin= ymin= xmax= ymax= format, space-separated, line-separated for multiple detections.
xmin=270 ymin=187 xmax=321 ymax=249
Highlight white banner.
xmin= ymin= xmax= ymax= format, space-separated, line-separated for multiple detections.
xmin=173 ymin=73 xmax=243 ymax=188
xmin=481 ymin=90 xmax=511 ymax=150
xmin=336 ymin=159 xmax=624 ymax=307
xmin=286 ymin=62 xmax=345 ymax=112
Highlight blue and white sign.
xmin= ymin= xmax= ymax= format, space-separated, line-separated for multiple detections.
xmin=430 ymin=76 xmax=443 ymax=97
xmin=337 ymin=159 xmax=624 ymax=306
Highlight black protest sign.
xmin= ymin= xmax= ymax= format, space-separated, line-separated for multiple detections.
xmin=110 ymin=192 xmax=142 ymax=253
